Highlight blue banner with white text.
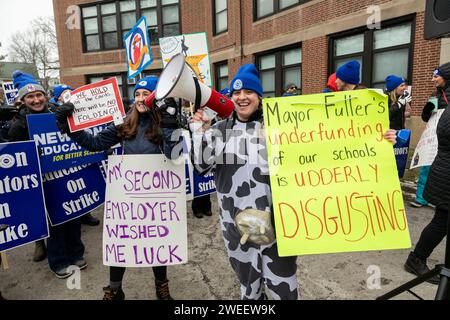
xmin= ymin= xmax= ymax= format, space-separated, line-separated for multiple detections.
xmin=27 ymin=113 xmax=108 ymax=173
xmin=0 ymin=141 xmax=49 ymax=252
xmin=42 ymin=164 xmax=106 ymax=226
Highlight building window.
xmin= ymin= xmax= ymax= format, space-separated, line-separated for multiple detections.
xmin=82 ymin=6 xmax=100 ymax=51
xmin=101 ymin=3 xmax=119 ymax=50
xmin=215 ymin=62 xmax=228 ymax=90
xmin=81 ymin=0 xmax=180 ymax=52
xmin=254 ymin=0 xmax=309 ymax=20
xmin=161 ymin=0 xmax=180 ymax=39
xmin=120 ymin=0 xmax=137 ymax=40
xmin=140 ymin=0 xmax=159 ymax=44
xmin=330 ymin=19 xmax=414 ymax=89
xmin=256 ymin=46 xmax=301 ymax=97
xmin=213 ymin=0 xmax=228 ymax=35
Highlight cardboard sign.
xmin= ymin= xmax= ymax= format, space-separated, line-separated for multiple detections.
xmin=263 ymin=90 xmax=411 ymax=256
xmin=1 ymin=82 xmax=18 ymax=105
xmin=42 ymin=164 xmax=106 ymax=226
xmin=67 ymin=78 xmax=126 ymax=132
xmin=159 ymin=32 xmax=212 ymax=86
xmin=27 ymin=113 xmax=108 ymax=173
xmin=124 ymin=16 xmax=153 ymax=79
xmin=410 ymin=109 xmax=444 ymax=169
xmin=0 ymin=141 xmax=49 ymax=252
xmin=103 ymin=154 xmax=187 ymax=267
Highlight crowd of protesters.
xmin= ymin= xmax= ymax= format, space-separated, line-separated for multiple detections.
xmin=0 ymin=58 xmax=449 ymax=301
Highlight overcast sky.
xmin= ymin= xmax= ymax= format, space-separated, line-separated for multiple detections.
xmin=0 ymin=0 xmax=55 ymax=58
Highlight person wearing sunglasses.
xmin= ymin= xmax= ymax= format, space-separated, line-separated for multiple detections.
xmin=282 ymin=83 xmax=299 ymax=97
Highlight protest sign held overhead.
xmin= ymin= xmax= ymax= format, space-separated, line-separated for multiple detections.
xmin=159 ymin=32 xmax=212 ymax=86
xmin=124 ymin=16 xmax=153 ymax=79
xmin=67 ymin=78 xmax=126 ymax=132
xmin=263 ymin=90 xmax=411 ymax=256
xmin=0 ymin=141 xmax=49 ymax=252
xmin=27 ymin=113 xmax=107 ymax=173
xmin=103 ymin=154 xmax=187 ymax=268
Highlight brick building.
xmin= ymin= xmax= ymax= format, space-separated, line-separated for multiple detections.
xmin=53 ymin=0 xmax=449 ymax=143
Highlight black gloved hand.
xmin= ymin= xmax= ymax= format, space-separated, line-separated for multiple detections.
xmin=155 ymin=98 xmax=179 ymax=128
xmin=55 ymin=102 xmax=75 ymax=133
xmin=421 ymin=101 xmax=436 ymax=122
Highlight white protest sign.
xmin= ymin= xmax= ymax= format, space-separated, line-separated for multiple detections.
xmin=410 ymin=109 xmax=445 ymax=169
xmin=67 ymin=78 xmax=126 ymax=132
xmin=2 ymin=82 xmax=18 ymax=105
xmin=103 ymin=154 xmax=187 ymax=267
xmin=159 ymin=32 xmax=212 ymax=86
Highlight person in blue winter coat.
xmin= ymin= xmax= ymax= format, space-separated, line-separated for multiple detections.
xmin=55 ymin=76 xmax=181 ymax=300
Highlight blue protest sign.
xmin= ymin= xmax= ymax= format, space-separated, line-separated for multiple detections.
xmin=27 ymin=113 xmax=108 ymax=173
xmin=193 ymin=171 xmax=216 ymax=198
xmin=98 ymin=146 xmax=123 ymax=180
xmin=178 ymin=132 xmax=194 ymax=200
xmin=185 ymin=161 xmax=192 ymax=199
xmin=42 ymin=163 xmax=106 ymax=226
xmin=0 ymin=141 xmax=49 ymax=252
xmin=394 ymin=129 xmax=411 ymax=178
xmin=124 ymin=16 xmax=153 ymax=79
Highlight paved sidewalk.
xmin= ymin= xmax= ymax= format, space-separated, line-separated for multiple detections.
xmin=0 ymin=197 xmax=445 ymax=300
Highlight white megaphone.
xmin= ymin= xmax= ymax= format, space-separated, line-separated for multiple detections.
xmin=145 ymin=53 xmax=235 ymax=119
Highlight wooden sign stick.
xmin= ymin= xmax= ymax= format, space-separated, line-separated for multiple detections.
xmin=0 ymin=252 xmax=9 ymax=270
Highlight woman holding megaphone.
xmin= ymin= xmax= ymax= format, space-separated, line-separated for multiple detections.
xmin=55 ymin=76 xmax=180 ymax=300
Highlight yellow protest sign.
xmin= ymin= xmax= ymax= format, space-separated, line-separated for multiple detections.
xmin=263 ymin=89 xmax=411 ymax=256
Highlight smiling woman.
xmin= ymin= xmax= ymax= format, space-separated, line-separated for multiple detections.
xmin=8 ymin=71 xmax=49 ymax=142
xmin=190 ymin=64 xmax=299 ymax=300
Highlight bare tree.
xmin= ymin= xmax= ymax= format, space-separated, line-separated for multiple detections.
xmin=8 ymin=17 xmax=59 ymax=91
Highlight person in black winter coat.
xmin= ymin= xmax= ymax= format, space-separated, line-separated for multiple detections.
xmin=55 ymin=76 xmax=181 ymax=300
xmin=385 ymin=75 xmax=411 ymax=130
xmin=7 ymin=71 xmax=52 ymax=264
xmin=8 ymin=71 xmax=88 ymax=280
xmin=404 ymin=62 xmax=450 ymax=285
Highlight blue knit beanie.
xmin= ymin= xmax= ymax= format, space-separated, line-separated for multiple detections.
xmin=336 ymin=60 xmax=360 ymax=85
xmin=134 ymin=76 xmax=158 ymax=95
xmin=230 ymin=64 xmax=263 ymax=97
xmin=12 ymin=70 xmax=46 ymax=100
xmin=385 ymin=75 xmax=405 ymax=92
xmin=53 ymin=84 xmax=74 ymax=100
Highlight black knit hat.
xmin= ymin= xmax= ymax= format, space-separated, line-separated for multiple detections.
xmin=435 ymin=62 xmax=450 ymax=81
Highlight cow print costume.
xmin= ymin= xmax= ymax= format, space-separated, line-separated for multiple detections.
xmin=191 ymin=110 xmax=298 ymax=300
